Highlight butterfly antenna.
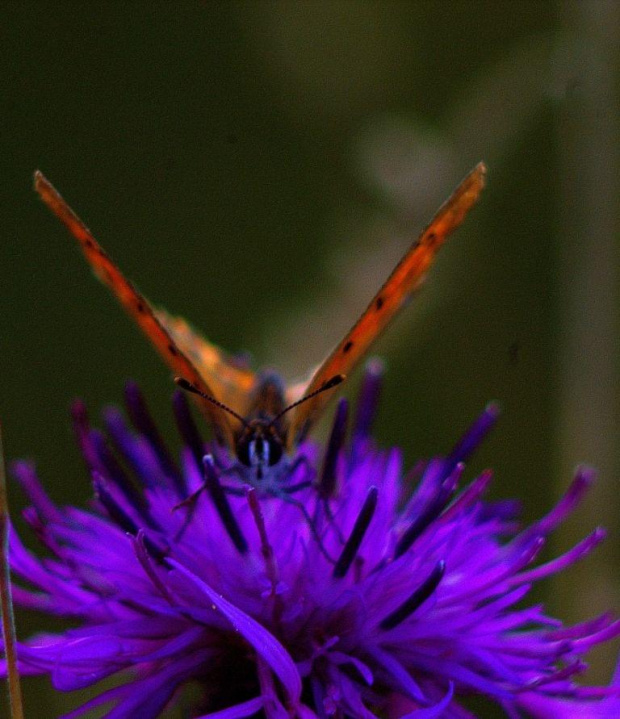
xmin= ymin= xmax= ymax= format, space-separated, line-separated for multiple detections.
xmin=175 ymin=377 xmax=249 ymax=428
xmin=268 ymin=374 xmax=345 ymax=427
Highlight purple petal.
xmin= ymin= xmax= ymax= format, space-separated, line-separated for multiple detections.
xmin=195 ymin=697 xmax=265 ymax=719
xmin=10 ymin=460 xmax=62 ymax=523
xmin=59 ymin=683 xmax=129 ymax=718
xmin=401 ymin=682 xmax=454 ymax=718
xmin=532 ymin=466 xmax=595 ymax=535
xmin=167 ymin=558 xmax=302 ymax=705
xmin=53 ymin=636 xmax=126 ymax=690
xmin=510 ymin=528 xmax=606 ymax=585
xmin=103 ymin=653 xmax=207 ymax=719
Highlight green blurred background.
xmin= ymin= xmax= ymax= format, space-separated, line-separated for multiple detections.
xmin=1 ymin=2 xmax=619 ymax=716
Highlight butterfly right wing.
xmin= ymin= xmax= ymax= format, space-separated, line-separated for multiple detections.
xmin=34 ymin=171 xmax=236 ymax=449
xmin=286 ymin=162 xmax=487 ymax=446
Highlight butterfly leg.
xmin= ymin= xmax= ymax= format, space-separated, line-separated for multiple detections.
xmin=172 ymin=464 xmax=245 ymax=541
xmin=281 ymin=480 xmax=313 ymax=494
xmin=276 ymin=454 xmax=315 ymax=493
xmin=278 ymin=456 xmax=346 ymax=548
xmin=172 ymin=457 xmax=241 ymax=540
xmin=315 ymin=497 xmax=345 ymax=545
xmin=287 ymin=453 xmax=344 ymax=542
xmin=271 ymin=490 xmax=338 ymax=565
xmin=172 ymin=483 xmax=207 ymax=540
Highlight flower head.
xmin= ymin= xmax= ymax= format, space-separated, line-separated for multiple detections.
xmin=2 ymin=363 xmax=620 ymax=718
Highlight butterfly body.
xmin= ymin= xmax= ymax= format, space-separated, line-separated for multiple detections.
xmin=34 ymin=164 xmax=486 ymax=481
xmin=233 ymin=372 xmax=287 ymax=479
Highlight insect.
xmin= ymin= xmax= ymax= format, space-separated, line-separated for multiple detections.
xmin=34 ymin=163 xmax=486 ymax=487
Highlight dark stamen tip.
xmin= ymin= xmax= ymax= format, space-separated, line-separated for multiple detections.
xmin=203 ymin=456 xmax=248 ymax=554
xmin=394 ymin=463 xmax=462 ymax=559
xmin=172 ymin=389 xmax=206 ymax=470
xmin=93 ymin=473 xmax=168 ymax=560
xmin=70 ymin=398 xmax=89 ymax=425
xmin=90 ymin=430 xmax=150 ymax=516
xmin=448 ymin=402 xmax=501 ymax=467
xmin=93 ymin=473 xmax=138 ymax=534
xmin=318 ymin=398 xmax=349 ymax=499
xmin=379 ymin=560 xmax=446 ymax=630
xmin=134 ymin=528 xmax=169 ymax=565
xmin=353 ymin=359 xmax=384 ymax=440
xmin=134 ymin=531 xmax=175 ymax=595
xmin=70 ymin=400 xmax=92 ymax=452
xmin=124 ymin=381 xmax=181 ymax=490
xmin=333 ymin=486 xmax=378 ymax=578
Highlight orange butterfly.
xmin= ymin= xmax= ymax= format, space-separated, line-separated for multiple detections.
xmin=34 ymin=163 xmax=486 ymax=483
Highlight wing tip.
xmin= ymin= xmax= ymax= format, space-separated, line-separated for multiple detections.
xmin=472 ymin=161 xmax=487 ymax=191
xmin=470 ymin=161 xmax=487 ymax=188
xmin=455 ymin=161 xmax=487 ymax=210
xmin=33 ymin=169 xmax=46 ymax=191
xmin=33 ymin=169 xmax=56 ymax=202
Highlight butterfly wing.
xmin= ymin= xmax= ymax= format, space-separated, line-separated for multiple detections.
xmin=286 ymin=162 xmax=487 ymax=446
xmin=34 ymin=171 xmax=238 ymax=449
xmin=155 ymin=309 xmax=257 ymax=414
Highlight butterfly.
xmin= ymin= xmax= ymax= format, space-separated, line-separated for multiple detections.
xmin=34 ymin=163 xmax=486 ymax=485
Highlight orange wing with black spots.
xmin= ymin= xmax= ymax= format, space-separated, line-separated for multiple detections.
xmin=286 ymin=162 xmax=487 ymax=446
xmin=155 ymin=309 xmax=256 ymax=414
xmin=34 ymin=171 xmax=238 ymax=449
xmin=35 ymin=163 xmax=485 ymax=456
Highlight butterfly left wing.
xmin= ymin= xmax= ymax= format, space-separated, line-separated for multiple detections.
xmin=34 ymin=171 xmax=239 ymax=449
xmin=286 ymin=162 xmax=487 ymax=446
xmin=155 ymin=310 xmax=257 ymax=415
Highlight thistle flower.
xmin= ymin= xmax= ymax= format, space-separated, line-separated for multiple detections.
xmin=2 ymin=364 xmax=620 ymax=718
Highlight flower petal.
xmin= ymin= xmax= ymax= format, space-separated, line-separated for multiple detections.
xmin=401 ymin=682 xmax=454 ymax=718
xmin=195 ymin=697 xmax=264 ymax=719
xmin=168 ymin=558 xmax=302 ymax=705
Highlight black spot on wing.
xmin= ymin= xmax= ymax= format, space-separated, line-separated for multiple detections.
xmin=375 ymin=296 xmax=384 ymax=310
xmin=343 ymin=341 xmax=353 ymax=354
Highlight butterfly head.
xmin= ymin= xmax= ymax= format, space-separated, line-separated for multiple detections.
xmin=235 ymin=420 xmax=284 ymax=478
xmin=175 ymin=374 xmax=345 ymax=478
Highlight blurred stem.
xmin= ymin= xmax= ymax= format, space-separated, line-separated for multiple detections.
xmin=0 ymin=425 xmax=25 ymax=719
xmin=555 ymin=0 xmax=620 ymax=680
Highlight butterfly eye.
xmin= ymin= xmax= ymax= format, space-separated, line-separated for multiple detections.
xmin=266 ymin=438 xmax=283 ymax=467
xmin=249 ymin=438 xmax=267 ymax=468
xmin=236 ymin=439 xmax=251 ymax=467
xmin=237 ymin=434 xmax=283 ymax=472
xmin=237 ymin=437 xmax=269 ymax=469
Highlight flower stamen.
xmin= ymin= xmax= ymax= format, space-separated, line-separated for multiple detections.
xmin=448 ymin=402 xmax=500 ymax=468
xmin=379 ymin=560 xmax=446 ymax=630
xmin=352 ymin=359 xmax=383 ymax=442
xmin=333 ymin=486 xmax=378 ymax=579
xmin=172 ymin=389 xmax=206 ymax=472
xmin=202 ymin=455 xmax=248 ymax=554
xmin=94 ymin=473 xmax=168 ymax=561
xmin=124 ymin=381 xmax=181 ymax=490
xmin=394 ymin=464 xmax=463 ymax=559
xmin=318 ymin=398 xmax=348 ymax=500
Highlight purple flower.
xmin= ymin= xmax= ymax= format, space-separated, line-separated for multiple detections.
xmin=2 ymin=364 xmax=620 ymax=718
